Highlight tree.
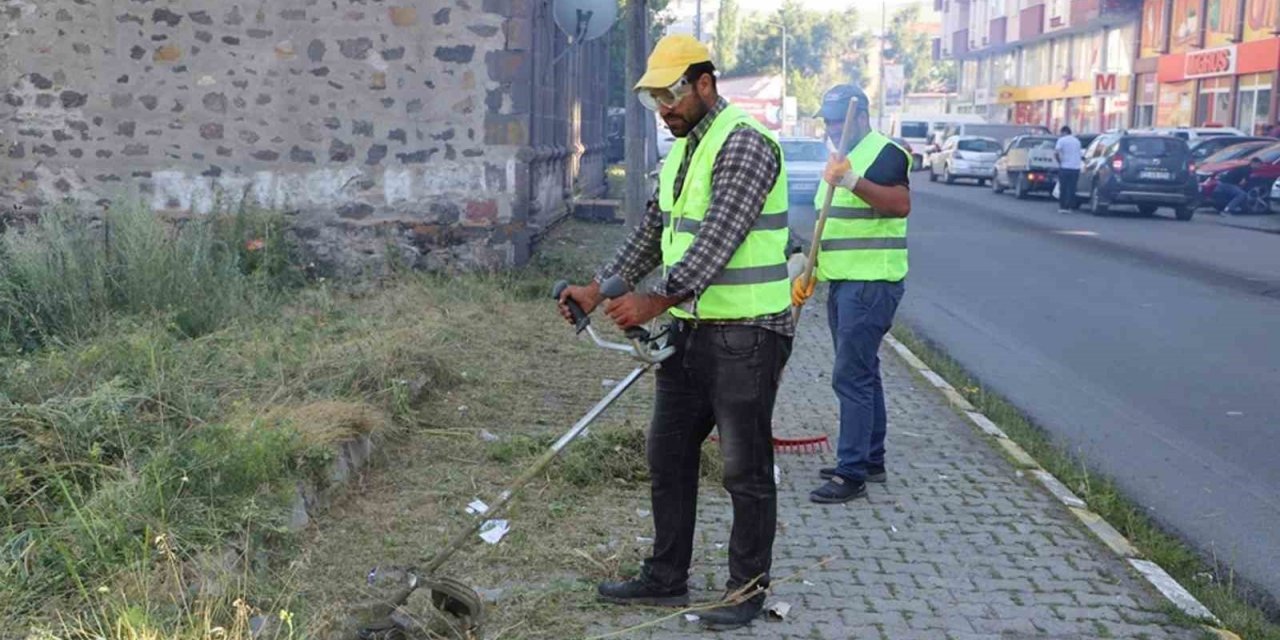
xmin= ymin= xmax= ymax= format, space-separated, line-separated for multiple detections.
xmin=730 ymin=2 xmax=871 ymax=117
xmin=716 ymin=0 xmax=741 ymax=73
xmin=885 ymin=5 xmax=955 ymax=93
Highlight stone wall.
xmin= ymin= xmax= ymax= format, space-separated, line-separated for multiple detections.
xmin=0 ymin=0 xmax=609 ymax=274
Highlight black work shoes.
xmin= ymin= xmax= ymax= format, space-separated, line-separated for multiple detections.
xmin=809 ymin=475 xmax=867 ymax=503
xmin=818 ymin=464 xmax=887 ymax=483
xmin=698 ymin=593 xmax=765 ymax=630
xmin=596 ymin=575 xmax=689 ymax=607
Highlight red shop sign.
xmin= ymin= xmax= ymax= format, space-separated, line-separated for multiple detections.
xmin=1184 ymin=46 xmax=1237 ymax=78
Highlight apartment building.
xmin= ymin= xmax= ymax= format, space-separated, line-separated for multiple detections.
xmin=939 ymin=1 xmax=1140 ymax=132
xmin=1134 ymin=0 xmax=1280 ymax=133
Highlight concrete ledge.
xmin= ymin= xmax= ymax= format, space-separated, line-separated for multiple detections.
xmin=1129 ymin=558 xmax=1221 ymax=624
xmin=1069 ymin=507 xmax=1140 ymax=558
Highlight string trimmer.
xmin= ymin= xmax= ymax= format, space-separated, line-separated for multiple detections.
xmin=356 ymin=276 xmax=673 ymax=639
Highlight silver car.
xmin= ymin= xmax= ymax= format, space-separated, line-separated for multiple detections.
xmin=929 ymin=135 xmax=1002 ymax=186
xmin=780 ymin=137 xmax=828 ymax=203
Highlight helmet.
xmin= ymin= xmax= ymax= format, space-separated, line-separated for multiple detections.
xmin=815 ymin=84 xmax=870 ymax=120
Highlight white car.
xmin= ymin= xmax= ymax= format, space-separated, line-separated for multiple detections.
xmin=929 ymin=135 xmax=1002 ymax=185
xmin=779 ymin=137 xmax=827 ymax=203
xmin=1130 ymin=126 xmax=1246 ymax=142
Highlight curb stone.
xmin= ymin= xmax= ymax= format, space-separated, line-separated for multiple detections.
xmin=882 ymin=332 xmax=1227 ymax=630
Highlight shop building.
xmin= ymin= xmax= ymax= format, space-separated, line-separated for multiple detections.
xmin=938 ymin=1 xmax=1140 ymax=132
xmin=1134 ymin=0 xmax=1280 ymax=134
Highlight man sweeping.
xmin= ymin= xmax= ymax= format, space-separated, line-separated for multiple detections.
xmin=791 ymin=84 xmax=912 ymax=504
xmin=557 ymin=34 xmax=792 ymax=630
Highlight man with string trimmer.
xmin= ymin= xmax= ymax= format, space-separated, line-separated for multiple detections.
xmin=557 ymin=34 xmax=792 ymax=630
xmin=791 ymin=84 xmax=913 ymax=504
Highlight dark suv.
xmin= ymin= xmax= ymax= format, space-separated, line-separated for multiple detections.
xmin=1073 ymin=134 xmax=1198 ymax=220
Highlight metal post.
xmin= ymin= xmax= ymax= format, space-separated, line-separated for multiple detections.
xmin=879 ymin=0 xmax=886 ymax=126
xmin=625 ymin=0 xmax=649 ymax=226
xmin=781 ymin=22 xmax=787 ymax=135
xmin=695 ymin=0 xmax=702 ymax=41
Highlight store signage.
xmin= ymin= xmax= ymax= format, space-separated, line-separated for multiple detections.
xmin=1184 ymin=46 xmax=1237 ymax=79
xmin=1094 ymin=73 xmax=1120 ymax=97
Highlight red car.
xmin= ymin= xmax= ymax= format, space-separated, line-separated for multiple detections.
xmin=1195 ymin=141 xmax=1280 ymax=199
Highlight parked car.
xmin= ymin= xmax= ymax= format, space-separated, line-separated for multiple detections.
xmin=939 ymin=123 xmax=1052 ymax=146
xmin=991 ymin=135 xmax=1060 ymax=198
xmin=1194 ymin=142 xmax=1280 ymax=213
xmin=1195 ymin=141 xmax=1280 ymax=200
xmin=1188 ymin=135 xmax=1275 ymax=163
xmin=1196 ymin=139 xmax=1275 ymax=166
xmin=1129 ymin=126 xmax=1246 ymax=142
xmin=928 ymin=135 xmax=1001 ymax=185
xmin=882 ymin=113 xmax=987 ymax=169
xmin=779 ymin=137 xmax=828 ymax=203
xmin=1073 ymin=134 xmax=1198 ymax=220
xmin=1075 ymin=133 xmax=1101 ymax=151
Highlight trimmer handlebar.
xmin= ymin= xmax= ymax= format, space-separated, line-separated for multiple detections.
xmin=551 ymin=276 xmax=672 ymax=364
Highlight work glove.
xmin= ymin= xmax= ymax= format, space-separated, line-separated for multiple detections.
xmin=791 ymin=274 xmax=816 ymax=307
xmin=824 ymin=153 xmax=861 ymax=191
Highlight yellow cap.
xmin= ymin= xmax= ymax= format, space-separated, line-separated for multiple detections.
xmin=634 ymin=35 xmax=712 ymax=90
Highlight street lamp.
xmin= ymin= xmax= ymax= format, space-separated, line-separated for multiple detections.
xmin=772 ymin=20 xmax=794 ymax=135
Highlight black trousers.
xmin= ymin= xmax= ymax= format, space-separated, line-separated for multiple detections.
xmin=641 ymin=321 xmax=792 ymax=591
xmin=1058 ymin=169 xmax=1080 ymax=210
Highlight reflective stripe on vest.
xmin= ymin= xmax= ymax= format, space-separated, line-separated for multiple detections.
xmin=811 ymin=130 xmax=909 ymax=282
xmin=659 ymin=103 xmax=791 ymax=320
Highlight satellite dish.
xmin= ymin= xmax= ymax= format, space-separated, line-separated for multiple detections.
xmin=552 ymin=0 xmax=618 ymax=43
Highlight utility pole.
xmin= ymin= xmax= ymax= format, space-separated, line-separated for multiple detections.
xmin=695 ymin=0 xmax=703 ymax=41
xmin=879 ymin=0 xmax=886 ymax=127
xmin=625 ymin=0 xmax=649 ymax=226
xmin=780 ymin=22 xmax=788 ymax=136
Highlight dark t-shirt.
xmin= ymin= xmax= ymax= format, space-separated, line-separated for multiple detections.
xmin=1219 ymin=164 xmax=1253 ymax=187
xmin=864 ymin=145 xmax=911 ymax=188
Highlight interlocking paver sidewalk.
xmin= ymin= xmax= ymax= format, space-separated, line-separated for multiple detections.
xmin=587 ymin=300 xmax=1201 ymax=639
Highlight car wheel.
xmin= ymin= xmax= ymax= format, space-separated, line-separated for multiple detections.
xmin=1137 ymin=204 xmax=1158 ymax=216
xmin=929 ymin=167 xmax=937 ymax=182
xmin=992 ymin=171 xmax=1005 ymax=194
xmin=1175 ymin=204 xmax=1194 ymax=221
xmin=1014 ymin=173 xmax=1028 ymax=199
xmin=1090 ymin=185 xmax=1109 ymax=216
xmin=977 ymin=178 xmax=987 ymax=187
xmin=943 ymin=165 xmax=955 ymax=184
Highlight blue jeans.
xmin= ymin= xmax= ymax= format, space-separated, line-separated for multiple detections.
xmin=827 ymin=280 xmax=905 ymax=482
xmin=1215 ymin=183 xmax=1248 ymax=213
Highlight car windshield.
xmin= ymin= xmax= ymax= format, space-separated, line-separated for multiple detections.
xmin=1015 ymin=137 xmax=1056 ymax=150
xmin=1256 ymin=142 xmax=1280 ymax=163
xmin=900 ymin=122 xmax=929 ymax=139
xmin=1124 ymin=137 xmax=1185 ymax=156
xmin=1202 ymin=141 xmax=1271 ymax=164
xmin=958 ymin=139 xmax=1001 ymax=152
xmin=780 ymin=140 xmax=827 ymax=162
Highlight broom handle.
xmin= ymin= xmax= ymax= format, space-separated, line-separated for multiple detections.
xmin=792 ymin=98 xmax=861 ymax=325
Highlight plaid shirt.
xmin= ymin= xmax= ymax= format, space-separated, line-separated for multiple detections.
xmin=597 ymin=98 xmax=793 ymax=336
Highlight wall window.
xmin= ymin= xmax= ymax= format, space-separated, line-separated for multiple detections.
xmin=1158 ymin=80 xmax=1194 ymax=126
xmin=1170 ymin=0 xmax=1201 ymax=54
xmin=1140 ymin=0 xmax=1168 ymax=58
xmin=1205 ymin=0 xmax=1241 ymax=47
xmin=1236 ymin=73 xmax=1275 ymax=135
xmin=1243 ymin=0 xmax=1280 ymax=42
xmin=1135 ymin=74 xmax=1158 ymax=127
xmin=1196 ymin=77 xmax=1233 ymax=126
xmin=1107 ymin=24 xmax=1135 ymax=74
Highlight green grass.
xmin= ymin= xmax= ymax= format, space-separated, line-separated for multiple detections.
xmin=891 ymin=324 xmax=1280 ymax=640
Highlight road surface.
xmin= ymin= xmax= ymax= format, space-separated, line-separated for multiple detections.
xmin=789 ymin=179 xmax=1280 ymax=605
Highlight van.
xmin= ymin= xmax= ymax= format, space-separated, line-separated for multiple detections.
xmin=880 ymin=113 xmax=987 ymax=169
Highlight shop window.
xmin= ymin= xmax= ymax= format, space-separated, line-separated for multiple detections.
xmin=1236 ymin=73 xmax=1275 ymax=135
xmin=1135 ymin=74 xmax=1158 ymax=128
xmin=1196 ymin=77 xmax=1232 ymax=126
xmin=1158 ymin=80 xmax=1194 ymax=126
xmin=1205 ymin=0 xmax=1241 ymax=48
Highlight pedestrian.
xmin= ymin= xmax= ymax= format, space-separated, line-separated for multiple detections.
xmin=557 ymin=34 xmax=792 ymax=630
xmin=1213 ymin=156 xmax=1261 ymax=215
xmin=1054 ymin=125 xmax=1083 ymax=213
xmin=1268 ymin=122 xmax=1280 ymax=138
xmin=791 ymin=84 xmax=911 ymax=504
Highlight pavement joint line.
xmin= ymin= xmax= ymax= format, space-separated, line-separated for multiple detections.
xmin=1128 ymin=559 xmax=1221 ymax=625
xmin=1030 ymin=469 xmax=1087 ymax=509
xmin=963 ymin=410 xmax=1009 ymax=439
xmin=885 ymin=329 xmax=1227 ymax=635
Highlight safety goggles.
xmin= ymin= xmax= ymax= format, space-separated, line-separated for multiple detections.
xmin=637 ymin=76 xmax=692 ymax=111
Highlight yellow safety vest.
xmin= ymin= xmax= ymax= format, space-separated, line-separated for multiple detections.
xmin=659 ymin=104 xmax=791 ymax=320
xmin=811 ymin=131 xmax=909 ymax=282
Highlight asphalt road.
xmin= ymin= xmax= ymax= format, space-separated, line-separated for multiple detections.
xmin=789 ymin=179 xmax=1280 ymax=605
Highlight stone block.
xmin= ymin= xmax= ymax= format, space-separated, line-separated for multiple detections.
xmin=389 ymin=7 xmax=418 ymax=26
xmin=153 ymin=45 xmax=182 ymax=63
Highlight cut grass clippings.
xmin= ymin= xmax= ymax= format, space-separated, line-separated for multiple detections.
xmin=891 ymin=324 xmax=1280 ymax=640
